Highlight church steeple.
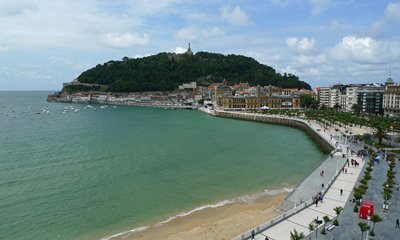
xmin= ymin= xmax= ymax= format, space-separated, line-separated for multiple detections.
xmin=185 ymin=43 xmax=193 ymax=55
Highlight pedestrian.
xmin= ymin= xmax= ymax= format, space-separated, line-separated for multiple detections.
xmin=340 ymin=188 xmax=343 ymax=196
xmin=396 ymin=219 xmax=400 ymax=228
xmin=265 ymin=236 xmax=269 ymax=240
xmin=322 ymin=170 xmax=324 ymax=177
xmin=322 ymin=183 xmax=324 ymax=189
xmin=251 ymin=229 xmax=255 ymax=239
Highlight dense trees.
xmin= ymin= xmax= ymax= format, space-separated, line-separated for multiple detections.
xmin=74 ymin=52 xmax=311 ymax=92
xmin=300 ymin=94 xmax=319 ymax=109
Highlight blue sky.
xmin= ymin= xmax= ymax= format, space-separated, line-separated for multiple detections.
xmin=0 ymin=0 xmax=399 ymax=90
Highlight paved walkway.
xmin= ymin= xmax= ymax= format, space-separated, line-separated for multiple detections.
xmin=254 ymin=156 xmax=364 ymax=240
xmin=232 ymin=115 xmax=366 ymax=240
xmin=316 ymin=151 xmax=400 ymax=240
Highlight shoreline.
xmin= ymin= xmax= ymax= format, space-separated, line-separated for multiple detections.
xmin=101 ymin=111 xmax=333 ymax=240
xmin=107 ymin=189 xmax=288 ymax=240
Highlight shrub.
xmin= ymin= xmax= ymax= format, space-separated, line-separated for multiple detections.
xmin=354 ymin=205 xmax=359 ymax=212
xmin=333 ymin=219 xmax=339 ymax=226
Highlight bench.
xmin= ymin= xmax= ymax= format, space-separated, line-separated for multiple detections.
xmin=326 ymin=224 xmax=335 ymax=231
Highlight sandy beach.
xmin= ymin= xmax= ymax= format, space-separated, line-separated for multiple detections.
xmin=114 ymin=190 xmax=287 ymax=240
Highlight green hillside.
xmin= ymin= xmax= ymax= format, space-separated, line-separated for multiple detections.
xmin=69 ymin=51 xmax=311 ymax=92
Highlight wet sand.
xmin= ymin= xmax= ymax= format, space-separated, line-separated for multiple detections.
xmin=115 ymin=191 xmax=287 ymax=240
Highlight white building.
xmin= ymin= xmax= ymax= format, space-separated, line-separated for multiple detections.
xmin=345 ymin=85 xmax=360 ymax=112
xmin=329 ymin=87 xmax=341 ymax=108
xmin=318 ymin=87 xmax=331 ymax=107
xmin=179 ymin=82 xmax=197 ymax=90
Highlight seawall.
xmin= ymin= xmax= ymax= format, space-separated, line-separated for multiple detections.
xmin=214 ymin=110 xmax=334 ymax=153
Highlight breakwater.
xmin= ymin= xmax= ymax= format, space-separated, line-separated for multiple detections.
xmin=214 ymin=110 xmax=334 ymax=154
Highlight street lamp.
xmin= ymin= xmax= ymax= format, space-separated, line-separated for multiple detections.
xmin=336 ymin=156 xmax=339 ymax=174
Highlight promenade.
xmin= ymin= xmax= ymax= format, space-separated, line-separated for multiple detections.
xmin=225 ymin=112 xmax=367 ymax=240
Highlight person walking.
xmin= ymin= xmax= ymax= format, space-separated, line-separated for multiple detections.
xmin=251 ymin=229 xmax=255 ymax=239
xmin=396 ymin=219 xmax=400 ymax=228
xmin=340 ymin=188 xmax=343 ymax=196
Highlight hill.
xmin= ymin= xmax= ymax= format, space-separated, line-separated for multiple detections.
xmin=67 ymin=51 xmax=311 ymax=92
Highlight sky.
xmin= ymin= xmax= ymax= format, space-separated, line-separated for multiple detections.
xmin=0 ymin=0 xmax=399 ymax=90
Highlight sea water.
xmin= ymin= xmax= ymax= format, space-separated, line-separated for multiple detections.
xmin=0 ymin=91 xmax=325 ymax=239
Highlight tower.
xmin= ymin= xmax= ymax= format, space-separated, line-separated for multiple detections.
xmin=385 ymin=67 xmax=394 ymax=86
xmin=185 ymin=43 xmax=193 ymax=55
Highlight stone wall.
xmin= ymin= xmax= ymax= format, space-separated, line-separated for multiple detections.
xmin=215 ymin=111 xmax=333 ymax=153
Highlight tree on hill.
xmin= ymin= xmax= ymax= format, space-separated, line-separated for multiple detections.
xmin=72 ymin=52 xmax=311 ymax=93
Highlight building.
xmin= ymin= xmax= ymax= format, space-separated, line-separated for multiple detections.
xmin=345 ymin=85 xmax=360 ymax=112
xmin=214 ymin=84 xmax=233 ymax=106
xmin=179 ymin=81 xmax=197 ymax=90
xmin=318 ymin=87 xmax=331 ymax=107
xmin=383 ymin=74 xmax=400 ymax=116
xmin=329 ymin=87 xmax=341 ymax=108
xmin=356 ymin=84 xmax=384 ymax=115
xmin=220 ymin=85 xmax=300 ymax=109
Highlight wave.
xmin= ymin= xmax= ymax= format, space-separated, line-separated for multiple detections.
xmin=100 ymin=226 xmax=150 ymax=240
xmin=156 ymin=199 xmax=236 ymax=226
xmin=102 ymin=187 xmax=290 ymax=239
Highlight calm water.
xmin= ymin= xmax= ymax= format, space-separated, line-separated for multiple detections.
xmin=0 ymin=92 xmax=325 ymax=240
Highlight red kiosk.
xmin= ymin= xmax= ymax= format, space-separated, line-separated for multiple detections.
xmin=359 ymin=201 xmax=374 ymax=219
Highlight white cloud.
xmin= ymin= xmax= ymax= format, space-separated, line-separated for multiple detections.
xmin=294 ymin=53 xmax=326 ymax=66
xmin=220 ymin=5 xmax=249 ymax=26
xmin=309 ymin=0 xmax=330 ymax=15
xmin=281 ymin=65 xmax=298 ymax=75
xmin=176 ymin=27 xmax=198 ymax=41
xmin=127 ymin=0 xmax=181 ymax=15
xmin=286 ymin=37 xmax=315 ymax=52
xmin=175 ymin=26 xmax=225 ymax=41
xmin=330 ymin=36 xmax=400 ymax=64
xmin=175 ymin=47 xmax=187 ymax=54
xmin=101 ymin=32 xmax=150 ymax=48
xmin=0 ymin=0 xmax=37 ymax=16
xmin=385 ymin=2 xmax=400 ymax=21
xmin=269 ymin=0 xmax=291 ymax=6
xmin=204 ymin=26 xmax=225 ymax=38
xmin=306 ymin=67 xmax=321 ymax=76
xmin=0 ymin=45 xmax=9 ymax=53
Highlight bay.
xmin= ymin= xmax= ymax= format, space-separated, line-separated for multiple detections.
xmin=0 ymin=91 xmax=325 ymax=239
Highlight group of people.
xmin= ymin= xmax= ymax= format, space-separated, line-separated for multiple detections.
xmin=347 ymin=158 xmax=360 ymax=167
xmin=313 ymin=192 xmax=324 ymax=207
